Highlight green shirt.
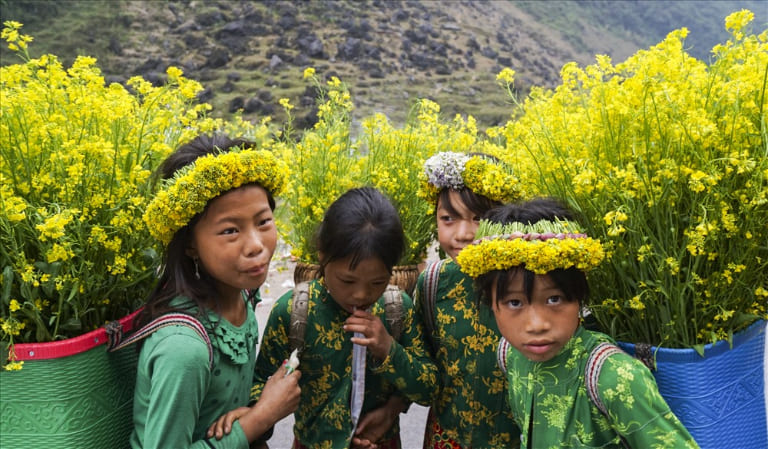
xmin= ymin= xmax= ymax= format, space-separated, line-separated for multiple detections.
xmin=252 ymin=279 xmax=438 ymax=449
xmin=131 ymin=295 xmax=259 ymax=449
xmin=413 ymin=259 xmax=519 ymax=448
xmin=503 ymin=326 xmax=699 ymax=449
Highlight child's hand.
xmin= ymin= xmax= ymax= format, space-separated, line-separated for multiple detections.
xmin=351 ymin=396 xmax=407 ymax=449
xmin=344 ymin=309 xmax=393 ymax=360
xmin=260 ymin=362 xmax=302 ymax=406
xmin=206 ymin=363 xmax=301 ymax=441
xmin=207 ymin=407 xmax=249 ymax=440
xmin=350 ymin=435 xmax=378 ymax=449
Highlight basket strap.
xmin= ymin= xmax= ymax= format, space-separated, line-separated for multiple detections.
xmin=289 ymin=282 xmax=311 ymax=353
xmin=422 ymin=259 xmax=444 ymax=355
xmin=585 ymin=341 xmax=630 ymax=448
xmin=382 ymin=285 xmax=404 ymax=341
xmin=107 ymin=313 xmax=213 ymax=370
xmin=497 ymin=336 xmax=511 ymax=372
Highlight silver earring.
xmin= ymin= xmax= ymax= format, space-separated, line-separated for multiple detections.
xmin=194 ymin=258 xmax=201 ymax=279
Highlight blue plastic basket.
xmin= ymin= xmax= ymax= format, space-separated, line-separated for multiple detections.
xmin=619 ymin=320 xmax=767 ymax=449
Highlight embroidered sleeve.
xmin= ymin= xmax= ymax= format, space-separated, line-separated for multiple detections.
xmin=369 ymin=292 xmax=439 ymax=405
xmin=597 ymin=353 xmax=699 ymax=449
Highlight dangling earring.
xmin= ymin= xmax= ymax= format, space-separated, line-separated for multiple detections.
xmin=194 ymin=258 xmax=201 ymax=280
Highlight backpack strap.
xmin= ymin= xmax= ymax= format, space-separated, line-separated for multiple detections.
xmin=289 ymin=281 xmax=310 ymax=353
xmin=382 ymin=285 xmax=404 ymax=341
xmin=585 ymin=341 xmax=630 ymax=448
xmin=422 ymin=259 xmax=445 ymax=354
xmin=497 ymin=336 xmax=511 ymax=372
xmin=106 ymin=313 xmax=214 ymax=370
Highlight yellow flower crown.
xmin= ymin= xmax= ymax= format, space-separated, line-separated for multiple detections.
xmin=418 ymin=152 xmax=521 ymax=205
xmin=144 ymin=148 xmax=288 ymax=244
xmin=457 ymin=219 xmax=605 ymax=277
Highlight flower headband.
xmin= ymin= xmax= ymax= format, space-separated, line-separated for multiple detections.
xmin=419 ymin=151 xmax=521 ymax=205
xmin=456 ymin=219 xmax=605 ymax=277
xmin=144 ymin=148 xmax=288 ymax=244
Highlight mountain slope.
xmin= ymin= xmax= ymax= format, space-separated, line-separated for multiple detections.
xmin=1 ymin=0 xmax=763 ymax=128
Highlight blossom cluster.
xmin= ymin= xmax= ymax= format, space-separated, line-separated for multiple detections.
xmin=494 ymin=10 xmax=767 ymax=349
xmin=420 ymin=152 xmax=522 ymax=206
xmin=280 ymin=73 xmax=495 ymax=265
xmin=275 ymin=75 xmax=364 ymax=264
xmin=457 ymin=219 xmax=605 ymax=277
xmin=145 ymin=149 xmax=288 ymax=245
xmin=0 ymin=22 xmax=258 ymax=366
xmin=423 ymin=152 xmax=471 ymax=190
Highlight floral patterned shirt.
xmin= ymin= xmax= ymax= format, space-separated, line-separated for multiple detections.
xmin=251 ymin=279 xmax=438 ymax=449
xmin=412 ymin=259 xmax=519 ymax=448
xmin=502 ymin=326 xmax=699 ymax=449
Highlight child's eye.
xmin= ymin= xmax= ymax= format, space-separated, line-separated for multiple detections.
xmin=221 ymin=227 xmax=238 ymax=235
xmin=501 ymin=297 xmax=523 ymax=309
xmin=258 ymin=217 xmax=274 ymax=227
xmin=439 ymin=214 xmax=455 ymax=223
xmin=547 ymin=295 xmax=563 ymax=305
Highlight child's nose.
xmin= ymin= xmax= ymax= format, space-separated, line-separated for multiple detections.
xmin=243 ymin=229 xmax=265 ymax=256
xmin=351 ymin=286 xmax=372 ymax=304
xmin=525 ymin=306 xmax=550 ymax=333
xmin=456 ymin=221 xmax=476 ymax=241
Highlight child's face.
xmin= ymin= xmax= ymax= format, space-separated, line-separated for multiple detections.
xmin=437 ymin=190 xmax=481 ymax=261
xmin=188 ymin=185 xmax=277 ymax=301
xmin=492 ymin=272 xmax=580 ymax=362
xmin=323 ymin=255 xmax=390 ymax=314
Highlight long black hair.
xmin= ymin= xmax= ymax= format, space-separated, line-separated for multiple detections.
xmin=137 ymin=134 xmax=276 ymax=327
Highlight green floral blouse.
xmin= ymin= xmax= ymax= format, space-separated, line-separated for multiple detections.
xmin=251 ymin=279 xmax=438 ymax=449
xmin=502 ymin=326 xmax=699 ymax=449
xmin=412 ymin=259 xmax=519 ymax=448
xmin=131 ymin=294 xmax=259 ymax=449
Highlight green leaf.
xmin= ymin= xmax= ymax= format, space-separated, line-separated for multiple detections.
xmin=59 ymin=317 xmax=83 ymax=333
xmin=1 ymin=266 xmax=13 ymax=305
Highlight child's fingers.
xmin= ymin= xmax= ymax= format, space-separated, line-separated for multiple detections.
xmin=209 ymin=407 xmax=249 ymax=439
xmin=343 ymin=321 xmax=367 ymax=335
xmin=272 ymin=363 xmax=288 ymax=377
xmin=350 ymin=334 xmax=370 ymax=345
xmin=344 ymin=315 xmax=372 ymax=328
xmin=206 ymin=414 xmax=229 ymax=440
xmin=345 ymin=315 xmax=386 ymax=335
xmin=355 ymin=308 xmax=380 ymax=321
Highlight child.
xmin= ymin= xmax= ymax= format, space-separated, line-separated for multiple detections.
xmin=457 ymin=198 xmax=699 ymax=448
xmin=217 ymin=186 xmax=438 ymax=448
xmin=413 ymin=151 xmax=522 ymax=448
xmin=130 ymin=134 xmax=301 ymax=448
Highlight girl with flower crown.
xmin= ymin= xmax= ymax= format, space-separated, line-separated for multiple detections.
xmin=458 ymin=198 xmax=698 ymax=448
xmin=412 ymin=151 xmax=522 ymax=448
xmin=129 ymin=134 xmax=301 ymax=449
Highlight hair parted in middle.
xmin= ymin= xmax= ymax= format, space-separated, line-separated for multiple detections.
xmin=315 ymin=186 xmax=405 ymax=275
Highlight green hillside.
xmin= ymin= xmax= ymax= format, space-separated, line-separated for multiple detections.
xmin=1 ymin=0 xmax=764 ymax=128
